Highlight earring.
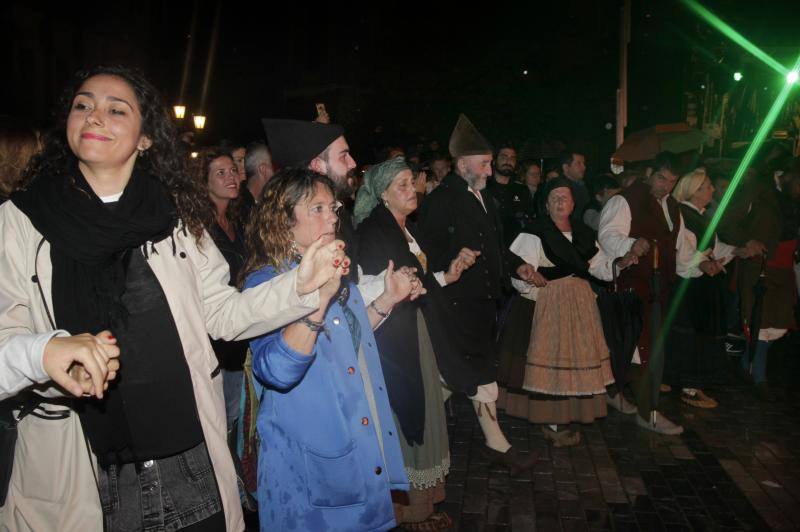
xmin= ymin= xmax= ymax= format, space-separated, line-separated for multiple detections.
xmin=290 ymin=240 xmax=300 ymax=258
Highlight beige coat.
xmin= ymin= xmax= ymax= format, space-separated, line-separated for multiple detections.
xmin=0 ymin=201 xmax=320 ymax=532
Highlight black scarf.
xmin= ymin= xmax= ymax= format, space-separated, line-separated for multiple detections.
xmin=679 ymin=203 xmax=713 ymax=252
xmin=528 ymin=214 xmax=598 ymax=280
xmin=12 ymin=168 xmax=176 ymax=334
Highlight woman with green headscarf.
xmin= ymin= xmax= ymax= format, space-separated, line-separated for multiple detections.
xmin=355 ymin=157 xmax=474 ymax=530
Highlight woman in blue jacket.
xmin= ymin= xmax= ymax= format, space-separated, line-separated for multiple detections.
xmin=243 ymin=168 xmax=420 ymax=531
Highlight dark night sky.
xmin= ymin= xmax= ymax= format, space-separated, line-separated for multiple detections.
xmin=1 ymin=0 xmax=798 ymax=167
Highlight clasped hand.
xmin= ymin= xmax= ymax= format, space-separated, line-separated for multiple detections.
xmin=44 ymin=330 xmax=120 ymax=399
xmin=296 ymin=237 xmax=348 ymax=297
xmin=699 ymin=259 xmax=724 ymax=277
xmin=385 ymin=261 xmax=426 ymax=305
xmin=445 ymin=248 xmax=480 ymax=284
xmin=516 ymin=263 xmax=548 ymax=287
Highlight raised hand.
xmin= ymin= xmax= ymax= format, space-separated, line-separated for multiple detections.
xmin=395 ymin=265 xmax=426 ymax=300
xmin=456 ymin=248 xmax=480 ymax=268
xmin=414 ymin=171 xmax=427 ymax=194
xmin=296 ymin=238 xmax=347 ymax=296
xmin=444 ymin=257 xmax=467 ymax=284
xmin=317 ymin=257 xmax=347 ymax=310
xmin=383 ymin=260 xmax=416 ymax=306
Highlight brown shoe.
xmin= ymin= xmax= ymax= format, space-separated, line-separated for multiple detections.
xmin=541 ymin=426 xmax=582 ymax=447
xmin=402 ymin=511 xmax=453 ymax=531
xmin=681 ymin=389 xmax=717 ymax=409
xmin=485 ymin=445 xmax=538 ymax=476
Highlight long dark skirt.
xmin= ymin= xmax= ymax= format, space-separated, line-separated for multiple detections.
xmin=496 ymin=295 xmax=536 ymax=419
xmin=664 ymin=274 xmax=729 ymax=389
xmin=496 ymin=293 xmax=608 ymax=424
xmin=496 ymin=295 xmax=535 ymax=389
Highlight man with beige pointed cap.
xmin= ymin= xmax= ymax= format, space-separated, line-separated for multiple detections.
xmin=418 ymin=114 xmax=537 ymax=474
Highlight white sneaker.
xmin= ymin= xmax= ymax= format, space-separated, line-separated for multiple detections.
xmin=606 ymin=394 xmax=637 ymax=414
xmin=636 ymin=411 xmax=684 ymax=435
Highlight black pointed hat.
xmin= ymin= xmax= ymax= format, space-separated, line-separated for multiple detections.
xmin=448 ymin=114 xmax=493 ymax=158
xmin=262 ymin=118 xmax=345 ymax=169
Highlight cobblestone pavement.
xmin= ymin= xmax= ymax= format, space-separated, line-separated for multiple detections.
xmin=435 ymin=332 xmax=800 ymax=531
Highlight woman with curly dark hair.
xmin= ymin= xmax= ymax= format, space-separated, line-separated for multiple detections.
xmin=0 ymin=65 xmax=344 ymax=532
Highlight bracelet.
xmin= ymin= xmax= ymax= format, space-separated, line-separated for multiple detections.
xmin=369 ymin=300 xmax=390 ymax=318
xmin=299 ymin=317 xmax=326 ymax=332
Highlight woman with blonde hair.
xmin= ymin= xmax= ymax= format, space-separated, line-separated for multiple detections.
xmin=665 ymin=168 xmax=756 ymax=408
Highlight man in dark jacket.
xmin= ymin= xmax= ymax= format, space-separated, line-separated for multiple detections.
xmin=484 ymin=143 xmax=534 ymax=248
xmin=418 ymin=114 xmax=536 ymax=473
xmin=718 ymin=170 xmax=794 ymax=400
xmin=560 ymin=150 xmax=590 ymax=224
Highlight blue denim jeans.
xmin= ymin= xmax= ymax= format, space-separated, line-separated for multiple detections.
xmin=98 ymin=441 xmax=223 ymax=532
xmin=741 ymin=340 xmax=770 ymax=385
xmin=222 ymin=369 xmax=243 ymax=431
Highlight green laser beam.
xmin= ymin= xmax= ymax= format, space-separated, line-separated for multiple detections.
xmin=655 ymin=52 xmax=800 ymax=359
xmin=681 ymin=0 xmax=789 ymax=77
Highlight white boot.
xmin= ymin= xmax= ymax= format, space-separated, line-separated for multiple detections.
xmin=636 ymin=410 xmax=683 ymax=435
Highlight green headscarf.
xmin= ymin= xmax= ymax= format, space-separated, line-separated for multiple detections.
xmin=353 ymin=156 xmax=411 ymax=227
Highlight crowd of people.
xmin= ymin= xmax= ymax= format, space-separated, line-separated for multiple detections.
xmin=0 ymin=64 xmax=798 ymax=532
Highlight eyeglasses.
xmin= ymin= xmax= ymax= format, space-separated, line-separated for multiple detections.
xmin=307 ymin=200 xmax=343 ymax=218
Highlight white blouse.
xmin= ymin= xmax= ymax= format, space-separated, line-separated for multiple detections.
xmin=509 ymin=232 xmax=617 ymax=301
xmin=676 ymin=201 xmax=737 ymax=279
xmin=404 ymin=227 xmax=447 ymax=287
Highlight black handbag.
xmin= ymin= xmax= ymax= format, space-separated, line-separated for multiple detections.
xmin=0 ymin=394 xmax=41 ymax=505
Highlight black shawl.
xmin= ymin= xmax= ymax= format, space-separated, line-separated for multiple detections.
xmin=356 ymin=205 xmax=427 ymax=445
xmin=528 ymin=214 xmax=598 ymax=281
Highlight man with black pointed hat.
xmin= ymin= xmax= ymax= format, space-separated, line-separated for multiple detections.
xmin=262 ymin=118 xmax=425 ymax=308
xmin=262 ymin=118 xmax=361 ymax=272
xmin=418 ymin=114 xmax=537 ymax=473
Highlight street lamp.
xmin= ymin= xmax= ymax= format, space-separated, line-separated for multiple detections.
xmin=193 ymin=115 xmax=206 ymax=130
xmin=173 ymin=105 xmax=186 ymax=119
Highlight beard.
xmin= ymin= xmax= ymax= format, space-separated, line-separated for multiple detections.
xmin=495 ymin=164 xmax=515 ymax=177
xmin=326 ymin=167 xmax=349 ymax=192
xmin=336 ymin=181 xmax=355 ymax=202
xmin=463 ymin=168 xmax=487 ymax=191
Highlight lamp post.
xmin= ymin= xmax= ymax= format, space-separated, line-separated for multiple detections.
xmin=193 ymin=115 xmax=206 ymax=130
xmin=173 ymin=105 xmax=186 ymax=120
